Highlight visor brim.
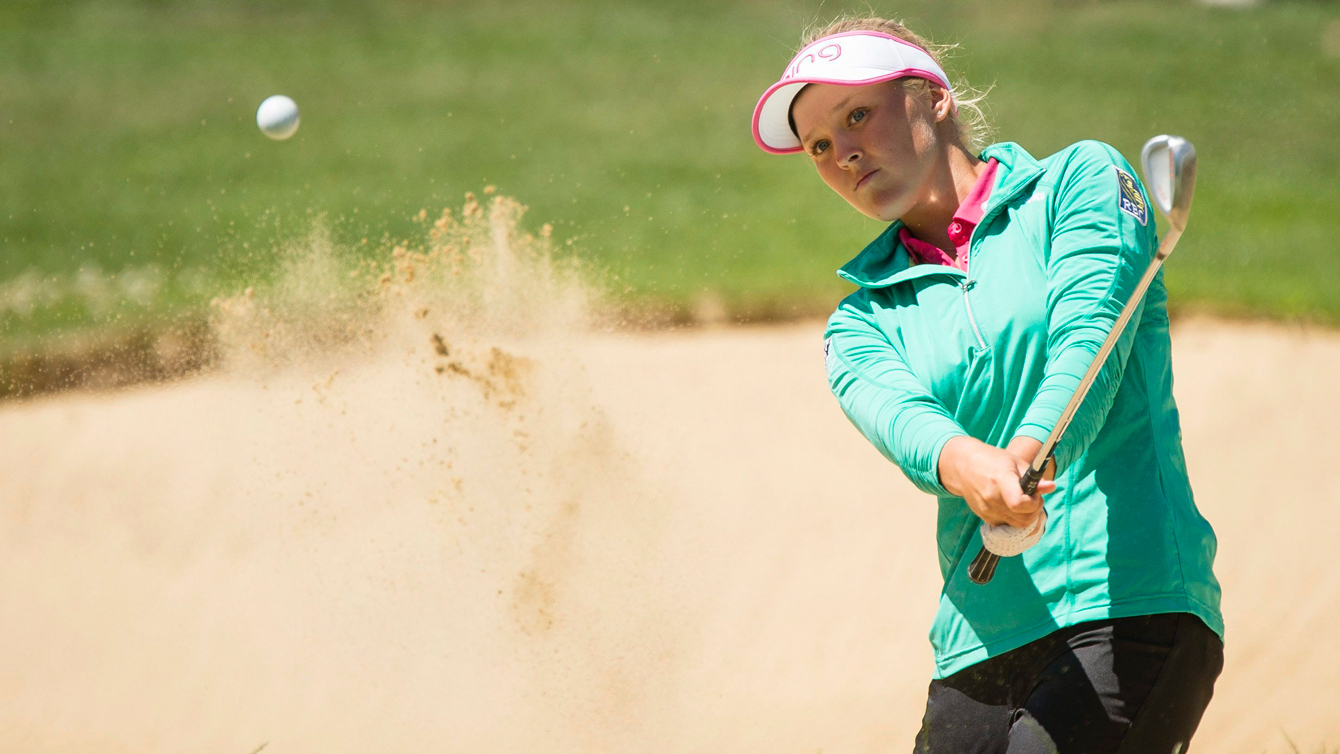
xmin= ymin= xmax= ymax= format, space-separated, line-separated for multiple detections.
xmin=750 ymin=69 xmax=954 ymax=154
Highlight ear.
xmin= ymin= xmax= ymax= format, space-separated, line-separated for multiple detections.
xmin=927 ymin=85 xmax=954 ymax=122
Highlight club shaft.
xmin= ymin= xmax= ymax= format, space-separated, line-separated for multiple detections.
xmin=1024 ymin=227 xmax=1180 ymax=477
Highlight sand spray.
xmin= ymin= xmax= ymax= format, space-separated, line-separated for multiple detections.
xmin=1 ymin=194 xmax=693 ymax=752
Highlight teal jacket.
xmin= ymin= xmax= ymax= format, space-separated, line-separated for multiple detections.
xmin=823 ymin=140 xmax=1223 ymax=679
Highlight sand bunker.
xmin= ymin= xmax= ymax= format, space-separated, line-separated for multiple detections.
xmin=1 ymin=199 xmax=1337 ymax=752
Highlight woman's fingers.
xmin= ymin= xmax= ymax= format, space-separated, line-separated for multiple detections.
xmin=995 ymin=511 xmax=1039 ymax=530
xmin=999 ymin=471 xmax=1048 ymax=528
xmin=974 ymin=490 xmax=1021 ymax=528
xmin=979 ymin=510 xmax=1010 ymax=527
xmin=1005 ymin=482 xmax=1042 ymax=513
xmin=987 ymin=501 xmax=1042 ymax=530
xmin=1001 ymin=511 xmax=1039 ymax=529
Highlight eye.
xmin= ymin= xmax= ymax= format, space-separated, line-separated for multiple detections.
xmin=849 ymin=108 xmax=868 ymax=125
xmin=810 ymin=139 xmax=831 ymax=156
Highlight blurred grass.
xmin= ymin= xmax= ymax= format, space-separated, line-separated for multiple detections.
xmin=3 ymin=0 xmax=1340 ymax=347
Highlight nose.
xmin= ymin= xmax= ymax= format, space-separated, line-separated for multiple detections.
xmin=836 ymin=141 xmax=863 ymax=170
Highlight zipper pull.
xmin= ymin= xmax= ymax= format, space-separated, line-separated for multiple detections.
xmin=960 ymin=279 xmax=976 ymax=292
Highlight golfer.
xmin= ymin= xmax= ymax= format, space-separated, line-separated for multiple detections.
xmin=751 ymin=17 xmax=1224 ymax=753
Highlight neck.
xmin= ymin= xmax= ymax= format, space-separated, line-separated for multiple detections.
xmin=901 ymin=145 xmax=986 ymax=252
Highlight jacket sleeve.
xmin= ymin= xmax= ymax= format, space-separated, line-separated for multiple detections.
xmin=1013 ymin=141 xmax=1159 ymax=475
xmin=825 ymin=300 xmax=968 ymax=497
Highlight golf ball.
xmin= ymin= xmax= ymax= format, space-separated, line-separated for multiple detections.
xmin=256 ymin=95 xmax=300 ymax=140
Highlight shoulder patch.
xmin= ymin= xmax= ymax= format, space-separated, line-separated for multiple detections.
xmin=1114 ymin=166 xmax=1147 ymax=226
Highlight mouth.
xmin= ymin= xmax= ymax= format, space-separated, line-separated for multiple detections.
xmin=855 ymin=168 xmax=880 ymax=191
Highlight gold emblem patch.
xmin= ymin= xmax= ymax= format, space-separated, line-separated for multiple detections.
xmin=1115 ymin=167 xmax=1147 ymax=226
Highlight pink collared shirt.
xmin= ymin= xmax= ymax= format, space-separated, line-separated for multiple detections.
xmin=898 ymin=158 xmax=999 ymax=273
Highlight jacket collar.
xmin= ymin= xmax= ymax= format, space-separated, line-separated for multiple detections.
xmin=836 ymin=142 xmax=1046 ymax=289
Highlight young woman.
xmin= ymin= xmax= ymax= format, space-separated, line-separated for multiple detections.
xmin=751 ymin=17 xmax=1224 ymax=753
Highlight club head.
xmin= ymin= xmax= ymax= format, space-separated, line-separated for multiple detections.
xmin=1140 ymin=135 xmax=1197 ymax=234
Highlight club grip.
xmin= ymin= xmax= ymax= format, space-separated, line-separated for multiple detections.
xmin=1019 ymin=452 xmax=1053 ymax=496
xmin=967 ymin=548 xmax=999 ymax=584
xmin=1019 ymin=466 xmax=1043 ymax=496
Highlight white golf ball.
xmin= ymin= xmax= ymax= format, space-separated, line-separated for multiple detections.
xmin=256 ymin=95 xmax=300 ymax=140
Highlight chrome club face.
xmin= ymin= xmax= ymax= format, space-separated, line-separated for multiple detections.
xmin=1140 ymin=135 xmax=1197 ymax=237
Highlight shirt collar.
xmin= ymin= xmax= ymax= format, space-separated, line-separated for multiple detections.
xmin=953 ymin=157 xmax=998 ymax=229
xmin=898 ymin=157 xmax=999 ymax=268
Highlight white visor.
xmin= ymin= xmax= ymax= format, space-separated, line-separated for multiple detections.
xmin=751 ymin=31 xmax=956 ymax=155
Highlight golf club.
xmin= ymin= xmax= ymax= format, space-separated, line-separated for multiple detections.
xmin=966 ymin=135 xmax=1198 ymax=585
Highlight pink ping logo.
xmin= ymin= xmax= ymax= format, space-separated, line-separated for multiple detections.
xmin=783 ymin=43 xmax=842 ymax=80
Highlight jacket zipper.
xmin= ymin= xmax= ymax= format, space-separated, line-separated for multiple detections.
xmin=960 ymin=279 xmax=988 ymax=350
xmin=951 ymin=156 xmax=1040 ymax=354
xmin=957 ymin=182 xmax=1013 ymax=353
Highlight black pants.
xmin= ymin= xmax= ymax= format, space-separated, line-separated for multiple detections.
xmin=914 ymin=613 xmax=1223 ymax=754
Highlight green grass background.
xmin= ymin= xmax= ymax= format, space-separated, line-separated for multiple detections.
xmin=3 ymin=0 xmax=1339 ymax=345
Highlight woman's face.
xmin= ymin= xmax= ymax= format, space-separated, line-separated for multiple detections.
xmin=789 ymin=79 xmax=945 ymax=222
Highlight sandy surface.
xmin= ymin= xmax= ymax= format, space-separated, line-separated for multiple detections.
xmin=1 ymin=316 xmax=1338 ymax=753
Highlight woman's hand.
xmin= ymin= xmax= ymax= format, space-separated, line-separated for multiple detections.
xmin=1004 ymin=435 xmax=1058 ymax=491
xmin=938 ymin=436 xmax=1056 ymax=528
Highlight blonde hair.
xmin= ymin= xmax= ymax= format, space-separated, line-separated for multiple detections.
xmin=799 ymin=15 xmax=994 ymax=153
